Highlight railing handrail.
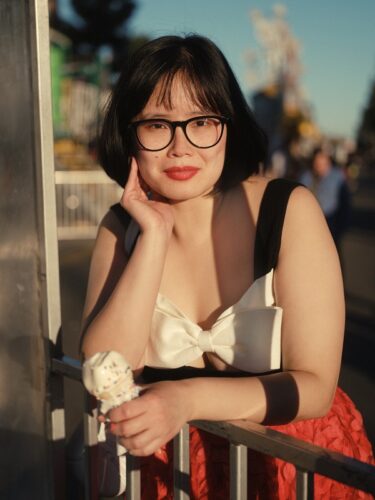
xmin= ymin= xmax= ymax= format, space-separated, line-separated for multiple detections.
xmin=52 ymin=355 xmax=375 ymax=496
xmin=193 ymin=420 xmax=375 ymax=494
xmin=54 ymin=169 xmax=115 ymax=184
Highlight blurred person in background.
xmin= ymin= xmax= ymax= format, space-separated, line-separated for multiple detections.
xmin=300 ymin=147 xmax=351 ymax=250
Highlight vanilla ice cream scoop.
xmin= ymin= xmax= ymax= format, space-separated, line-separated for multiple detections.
xmin=82 ymin=351 xmax=140 ymax=414
xmin=82 ymin=351 xmax=138 ymax=492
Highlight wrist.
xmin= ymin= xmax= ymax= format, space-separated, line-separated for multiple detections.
xmin=178 ymin=378 xmax=198 ymax=421
xmin=140 ymin=221 xmax=172 ymax=239
xmin=137 ymin=227 xmax=171 ymax=250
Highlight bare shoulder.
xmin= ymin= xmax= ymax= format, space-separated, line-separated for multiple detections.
xmin=243 ymin=177 xmax=326 ymax=232
xmin=243 ymin=175 xmax=306 ymax=201
xmin=241 ymin=176 xmax=336 ymax=261
xmin=286 ymin=182 xmax=323 ymax=215
xmin=282 ymin=184 xmax=331 ymax=249
xmin=276 ymin=183 xmax=341 ymax=303
xmin=89 ymin=207 xmax=129 ymax=271
xmin=81 ymin=207 xmax=129 ymax=329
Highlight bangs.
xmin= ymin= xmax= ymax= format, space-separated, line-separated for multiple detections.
xmin=154 ymin=68 xmax=230 ymax=116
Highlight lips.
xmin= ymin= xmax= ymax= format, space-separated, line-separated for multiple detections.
xmin=163 ymin=166 xmax=200 ymax=181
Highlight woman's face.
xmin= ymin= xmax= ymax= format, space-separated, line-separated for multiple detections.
xmin=132 ymin=76 xmax=227 ymax=202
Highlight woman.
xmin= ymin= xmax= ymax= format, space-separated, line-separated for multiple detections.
xmin=81 ymin=35 xmax=373 ymax=498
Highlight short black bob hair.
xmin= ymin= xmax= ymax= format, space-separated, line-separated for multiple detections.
xmin=98 ymin=34 xmax=267 ymax=191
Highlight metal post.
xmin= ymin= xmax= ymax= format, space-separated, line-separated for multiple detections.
xmin=296 ymin=468 xmax=314 ymax=500
xmin=83 ymin=393 xmax=100 ymax=500
xmin=173 ymin=424 xmax=190 ymax=499
xmin=126 ymin=455 xmax=141 ymax=500
xmin=230 ymin=443 xmax=248 ymax=500
xmin=0 ymin=0 xmax=63 ymax=498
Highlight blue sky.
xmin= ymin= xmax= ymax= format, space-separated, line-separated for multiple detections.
xmin=60 ymin=0 xmax=375 ymax=140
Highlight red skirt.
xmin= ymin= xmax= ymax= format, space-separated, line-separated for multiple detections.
xmin=132 ymin=388 xmax=374 ymax=499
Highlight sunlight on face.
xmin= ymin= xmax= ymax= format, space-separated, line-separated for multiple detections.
xmin=133 ymin=74 xmax=227 ymax=202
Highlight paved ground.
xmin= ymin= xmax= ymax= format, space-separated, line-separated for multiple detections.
xmin=58 ymin=167 xmax=375 ymax=453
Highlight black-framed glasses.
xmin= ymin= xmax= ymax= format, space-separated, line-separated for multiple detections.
xmin=129 ymin=115 xmax=229 ymax=151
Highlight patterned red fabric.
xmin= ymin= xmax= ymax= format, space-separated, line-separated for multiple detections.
xmin=126 ymin=388 xmax=374 ymax=499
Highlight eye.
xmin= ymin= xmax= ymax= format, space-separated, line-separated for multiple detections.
xmin=193 ymin=117 xmax=219 ymax=127
xmin=146 ymin=121 xmax=169 ymax=130
xmin=194 ymin=118 xmax=209 ymax=127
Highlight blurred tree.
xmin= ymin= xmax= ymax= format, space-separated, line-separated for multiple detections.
xmin=50 ymin=0 xmax=137 ymax=72
xmin=357 ymin=79 xmax=375 ymax=159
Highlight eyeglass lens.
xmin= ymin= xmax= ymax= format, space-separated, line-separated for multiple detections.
xmin=135 ymin=117 xmax=224 ymax=150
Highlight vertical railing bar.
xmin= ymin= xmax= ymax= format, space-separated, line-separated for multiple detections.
xmin=83 ymin=392 xmax=99 ymax=500
xmin=126 ymin=455 xmax=141 ymax=500
xmin=296 ymin=468 xmax=314 ymax=500
xmin=229 ymin=443 xmax=248 ymax=500
xmin=173 ymin=424 xmax=190 ymax=499
xmin=55 ymin=171 xmax=124 ymax=240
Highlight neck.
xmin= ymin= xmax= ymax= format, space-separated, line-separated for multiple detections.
xmin=169 ymin=191 xmax=226 ymax=242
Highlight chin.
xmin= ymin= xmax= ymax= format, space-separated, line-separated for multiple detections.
xmin=160 ymin=183 xmax=217 ymax=202
xmin=153 ymin=173 xmax=222 ymax=201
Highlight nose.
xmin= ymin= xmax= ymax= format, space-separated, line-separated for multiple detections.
xmin=167 ymin=125 xmax=192 ymax=157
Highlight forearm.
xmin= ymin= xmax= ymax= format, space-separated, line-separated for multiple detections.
xmin=180 ymin=370 xmax=334 ymax=424
xmin=81 ymin=230 xmax=169 ymax=367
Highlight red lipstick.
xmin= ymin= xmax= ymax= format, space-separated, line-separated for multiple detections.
xmin=164 ymin=166 xmax=199 ymax=181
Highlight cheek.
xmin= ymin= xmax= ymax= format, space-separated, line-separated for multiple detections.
xmin=208 ymin=145 xmax=226 ymax=171
xmin=135 ymin=153 xmax=162 ymax=187
xmin=136 ymin=152 xmax=159 ymax=170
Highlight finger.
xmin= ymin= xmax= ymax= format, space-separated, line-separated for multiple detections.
xmin=127 ymin=439 xmax=165 ymax=457
xmin=108 ymin=397 xmax=147 ymax=423
xmin=127 ymin=445 xmax=161 ymax=457
xmin=120 ymin=431 xmax=162 ymax=457
xmin=109 ymin=413 xmax=148 ymax=438
xmin=129 ymin=156 xmax=138 ymax=176
xmin=121 ymin=161 xmax=134 ymax=205
xmin=124 ymin=157 xmax=138 ymax=190
xmin=121 ymin=158 xmax=148 ymax=206
xmin=119 ymin=427 xmax=152 ymax=450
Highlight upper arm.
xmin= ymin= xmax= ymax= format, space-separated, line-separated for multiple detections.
xmin=274 ymin=187 xmax=345 ymax=405
xmin=81 ymin=209 xmax=129 ymax=336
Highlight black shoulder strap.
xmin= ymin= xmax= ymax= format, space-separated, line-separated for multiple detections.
xmin=110 ymin=202 xmax=140 ymax=256
xmin=254 ymin=178 xmax=302 ymax=280
xmin=110 ymin=202 xmax=131 ymax=228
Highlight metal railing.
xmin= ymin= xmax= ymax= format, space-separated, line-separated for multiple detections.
xmin=52 ymin=355 xmax=375 ymax=500
xmin=55 ymin=170 xmax=122 ymax=239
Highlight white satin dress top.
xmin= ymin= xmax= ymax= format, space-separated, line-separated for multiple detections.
xmin=125 ymin=220 xmax=283 ymax=374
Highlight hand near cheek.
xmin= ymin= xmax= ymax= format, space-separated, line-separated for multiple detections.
xmin=121 ymin=157 xmax=174 ymax=236
xmin=108 ymin=381 xmax=192 ymax=457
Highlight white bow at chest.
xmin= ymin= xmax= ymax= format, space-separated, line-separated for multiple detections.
xmin=146 ymin=270 xmax=282 ymax=373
